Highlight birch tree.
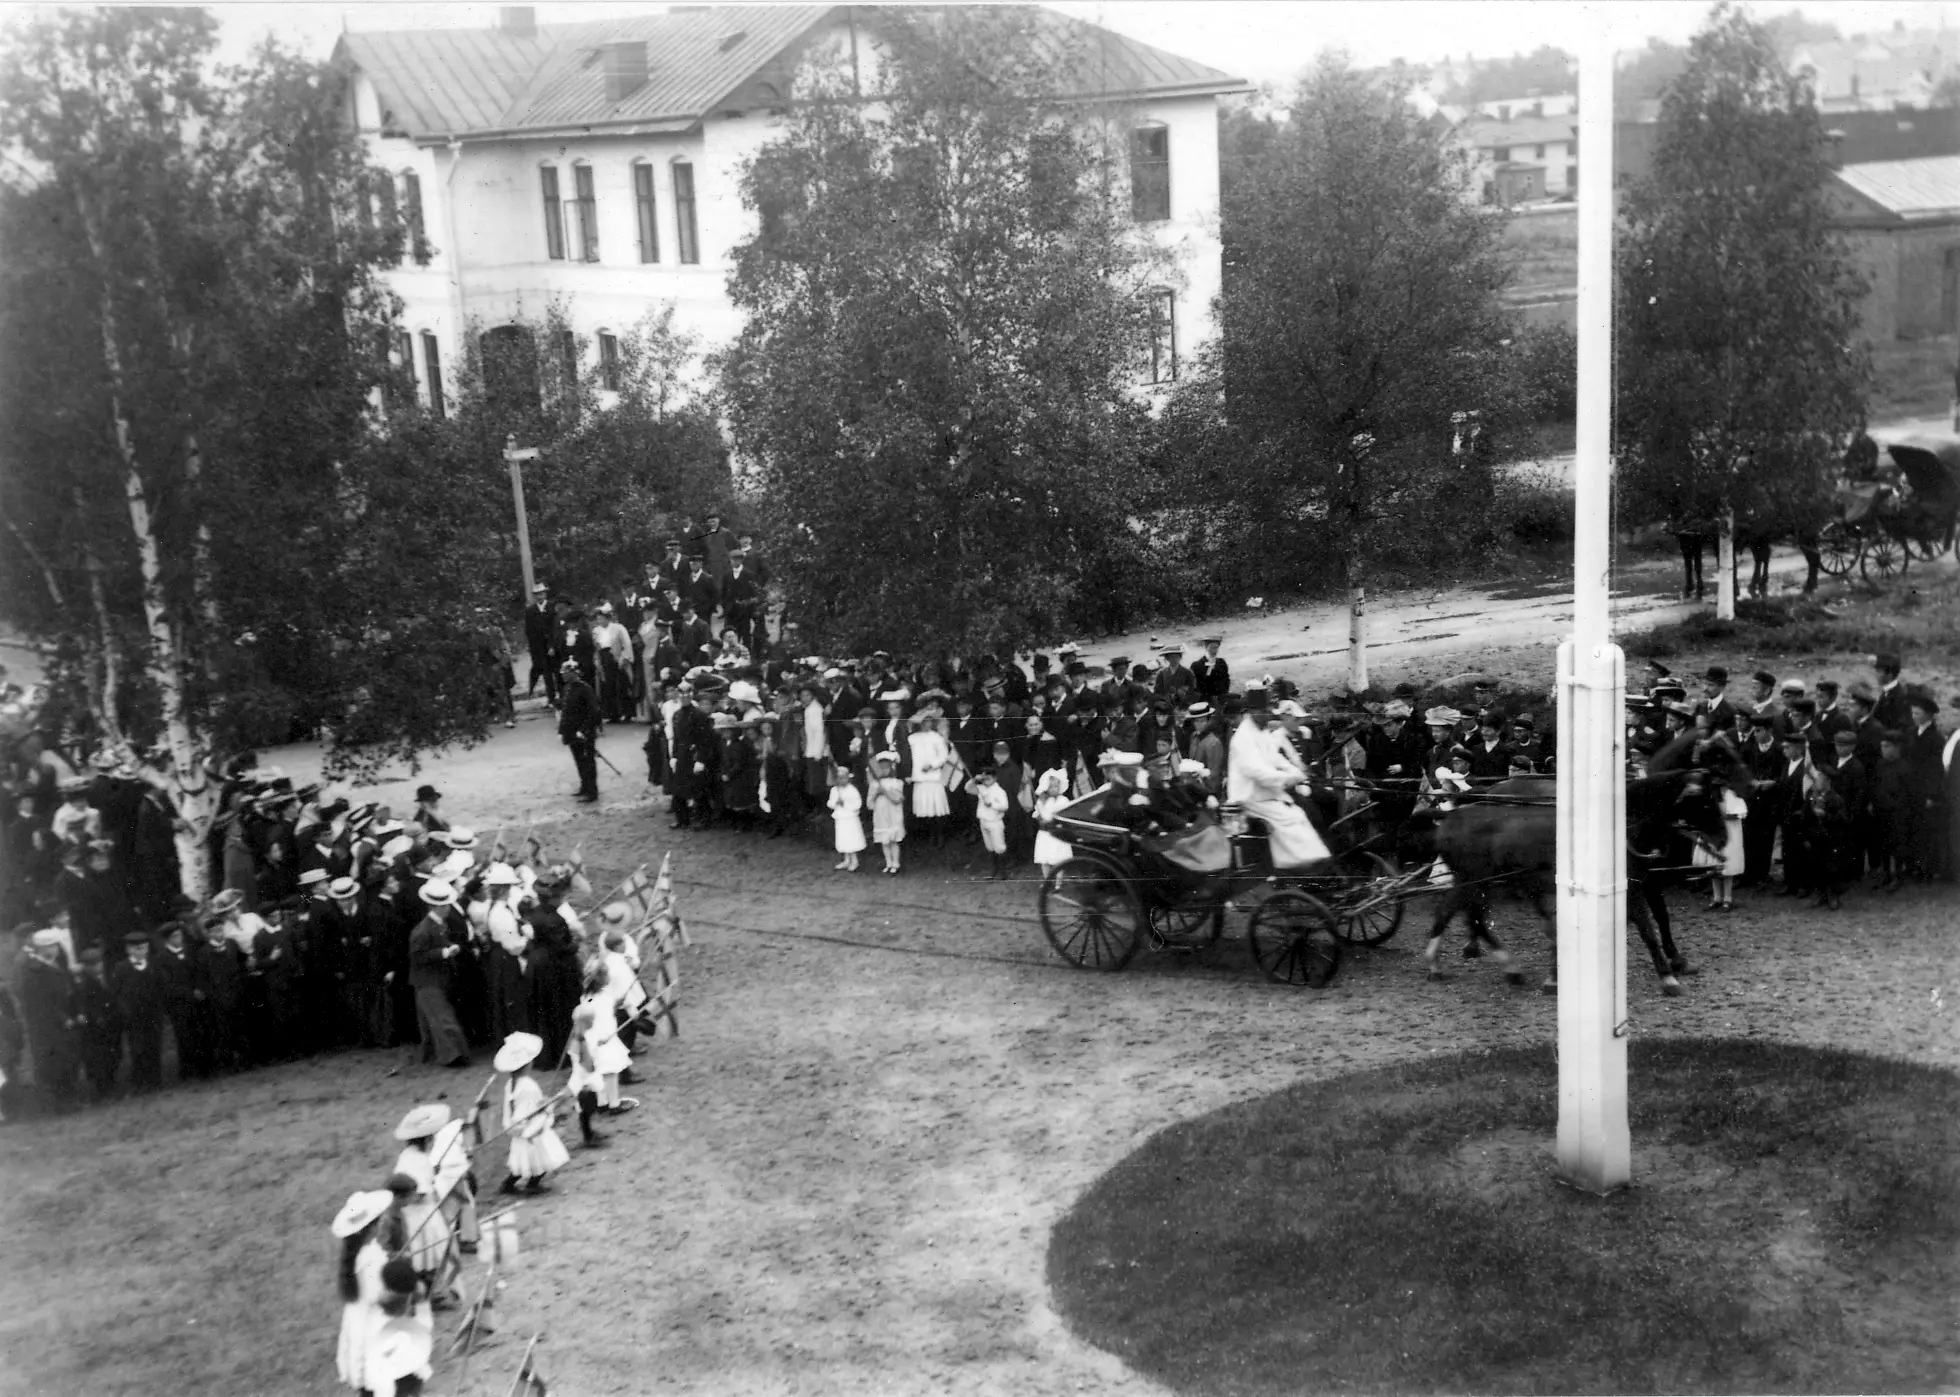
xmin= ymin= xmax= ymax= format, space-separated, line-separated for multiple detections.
xmin=0 ymin=11 xmax=502 ymax=896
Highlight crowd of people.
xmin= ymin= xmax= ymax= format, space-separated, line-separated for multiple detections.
xmin=0 ymin=736 xmax=672 ymax=1123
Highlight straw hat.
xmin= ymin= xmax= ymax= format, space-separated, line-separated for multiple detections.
xmin=331 ymin=1189 xmax=395 ymax=1239
xmin=207 ymin=888 xmax=244 ymax=916
xmin=326 ymin=876 xmax=361 ymax=901
xmin=482 ymin=862 xmax=520 ymax=888
xmin=393 ymin=1103 xmax=452 ymax=1141
xmin=417 ymin=879 xmax=458 ymax=908
xmin=493 ymin=1031 xmax=544 ymax=1073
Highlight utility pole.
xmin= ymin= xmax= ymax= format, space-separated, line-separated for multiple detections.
xmin=505 ymin=435 xmax=541 ymax=600
xmin=1555 ymin=29 xmax=1630 ymax=1195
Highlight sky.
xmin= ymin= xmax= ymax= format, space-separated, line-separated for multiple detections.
xmin=39 ymin=0 xmax=1957 ymax=89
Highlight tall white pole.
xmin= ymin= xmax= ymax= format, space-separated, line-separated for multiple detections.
xmin=1556 ymin=27 xmax=1630 ymax=1194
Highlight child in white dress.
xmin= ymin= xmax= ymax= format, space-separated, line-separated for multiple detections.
xmin=1031 ymin=766 xmax=1074 ymax=876
xmin=828 ymin=765 xmax=865 ymax=871
xmin=868 ymin=751 xmax=907 ymax=875
xmin=495 ymin=1031 xmax=569 ymax=1195
xmin=1694 ymin=785 xmax=1747 ymax=911
xmin=907 ymin=714 xmax=953 ymax=848
xmin=566 ymin=1002 xmax=610 ymax=1148
xmin=973 ymin=768 xmax=1010 ymax=880
xmin=576 ymin=973 xmax=635 ymax=1114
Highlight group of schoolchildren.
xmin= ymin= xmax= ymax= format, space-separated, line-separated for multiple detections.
xmin=329 ymin=1015 xmax=608 ymax=1397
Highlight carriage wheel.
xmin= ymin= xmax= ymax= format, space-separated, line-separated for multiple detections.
xmin=1039 ymin=857 xmax=1145 ymax=971
xmin=1329 ymin=850 xmax=1406 ymax=946
xmin=1248 ymin=890 xmax=1342 ymax=988
xmin=1146 ymin=898 xmax=1225 ymax=946
xmin=1860 ymin=534 xmax=1906 ymax=583
xmin=1815 ymin=520 xmax=1859 ymax=578
xmin=1903 ymin=533 xmax=1946 ymax=562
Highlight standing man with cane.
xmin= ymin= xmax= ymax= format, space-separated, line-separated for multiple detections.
xmin=523 ymin=583 xmax=559 ymax=709
xmin=559 ymin=659 xmax=602 ymax=804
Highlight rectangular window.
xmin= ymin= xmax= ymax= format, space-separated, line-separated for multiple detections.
xmin=421 ymin=332 xmax=445 ymax=417
xmin=673 ymin=162 xmax=699 ymax=264
xmin=1147 ymin=290 xmax=1176 ymax=384
xmin=389 ymin=329 xmax=413 ymax=411
xmin=1130 ymin=126 xmax=1170 ymax=223
xmin=634 ymin=164 xmax=659 ymax=263
xmin=1568 ymin=164 xmax=1578 ymax=194
xmin=541 ymin=167 xmax=565 ymax=260
xmin=598 ymin=332 xmax=621 ymax=391
xmin=377 ymin=177 xmax=400 ymax=265
xmin=1535 ymin=144 xmax=1546 ymax=159
xmin=574 ymin=165 xmax=599 ymax=262
xmin=402 ymin=171 xmax=428 ymax=264
xmin=559 ymin=328 xmax=578 ymax=386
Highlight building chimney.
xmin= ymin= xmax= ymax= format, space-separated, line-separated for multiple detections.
xmin=1825 ymin=129 xmax=1846 ymax=168
xmin=499 ymin=7 xmax=535 ymax=38
xmin=603 ymin=40 xmax=648 ymax=102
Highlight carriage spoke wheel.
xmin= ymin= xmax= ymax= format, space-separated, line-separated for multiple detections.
xmin=1860 ymin=534 xmax=1906 ymax=583
xmin=1815 ymin=521 xmax=1859 ymax=578
xmin=1328 ymin=850 xmax=1405 ymax=946
xmin=1039 ymin=858 xmax=1145 ymax=971
xmin=1146 ymin=898 xmax=1225 ymax=948
xmin=1902 ymin=532 xmax=1946 ymax=562
xmin=1248 ymin=890 xmax=1342 ymax=988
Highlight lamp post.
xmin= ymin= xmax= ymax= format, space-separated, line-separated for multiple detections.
xmin=1555 ymin=29 xmax=1630 ymax=1194
xmin=505 ymin=434 xmax=541 ymax=600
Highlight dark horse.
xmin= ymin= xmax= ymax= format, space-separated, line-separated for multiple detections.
xmin=1411 ymin=768 xmax=1728 ymax=996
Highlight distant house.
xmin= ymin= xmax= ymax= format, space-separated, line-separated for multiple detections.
xmin=1826 ymin=154 xmax=1960 ymax=341
xmin=335 ymin=5 xmax=1248 ymax=413
xmin=1453 ymin=110 xmax=1579 ymax=204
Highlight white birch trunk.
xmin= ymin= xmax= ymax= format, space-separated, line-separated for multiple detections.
xmin=1716 ymin=509 xmax=1737 ymax=621
xmin=79 ymin=189 xmax=218 ymax=901
xmin=1346 ymin=581 xmax=1368 ymax=694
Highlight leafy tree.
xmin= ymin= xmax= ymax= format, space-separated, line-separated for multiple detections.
xmin=1616 ymin=39 xmax=1691 ymax=116
xmin=1194 ymin=59 xmax=1518 ymax=690
xmin=718 ymin=6 xmax=1165 ymax=654
xmin=423 ymin=304 xmax=731 ymax=609
xmin=0 ymin=11 xmax=504 ymax=894
xmin=1617 ymin=2 xmax=1868 ymax=618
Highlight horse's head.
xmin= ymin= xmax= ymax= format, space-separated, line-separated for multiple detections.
xmin=1669 ymin=769 xmax=1728 ymax=861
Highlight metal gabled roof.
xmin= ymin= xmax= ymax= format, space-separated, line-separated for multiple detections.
xmin=1835 ymin=153 xmax=1960 ymax=221
xmin=337 ymin=25 xmax=560 ymax=138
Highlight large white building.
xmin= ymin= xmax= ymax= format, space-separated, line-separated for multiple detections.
xmin=336 ymin=4 xmax=1248 ymax=412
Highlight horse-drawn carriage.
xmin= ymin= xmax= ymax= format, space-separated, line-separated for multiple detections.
xmin=1033 ymin=776 xmax=1428 ymax=988
xmin=1817 ymin=435 xmax=1960 ymax=583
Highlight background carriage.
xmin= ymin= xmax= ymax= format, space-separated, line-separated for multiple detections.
xmin=1816 ymin=435 xmax=1960 ymax=583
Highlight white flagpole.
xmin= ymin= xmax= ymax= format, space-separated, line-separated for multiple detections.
xmin=1556 ymin=21 xmax=1631 ymax=1194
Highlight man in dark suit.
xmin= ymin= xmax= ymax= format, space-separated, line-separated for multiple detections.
xmin=1737 ymin=714 xmax=1787 ymax=886
xmin=1903 ymin=690 xmax=1948 ymax=879
xmin=694 ymin=512 xmax=734 ymax=589
xmin=1871 ymin=653 xmax=1911 ymax=734
xmin=523 ymin=583 xmax=559 ymax=705
xmin=736 ymin=533 xmax=770 ymax=589
xmin=1191 ymin=637 xmax=1231 ymax=700
xmin=1696 ymin=665 xmax=1739 ymax=733
xmin=670 ymin=682 xmax=723 ymax=828
xmin=558 ymin=660 xmax=603 ymax=803
xmin=681 ymin=555 xmax=720 ymax=625
xmin=1822 ymin=727 xmax=1869 ymax=886
xmin=722 ymin=550 xmax=763 ymax=654
xmin=109 ymin=929 xmax=166 ymax=1090
xmin=652 ymin=539 xmax=687 ymax=598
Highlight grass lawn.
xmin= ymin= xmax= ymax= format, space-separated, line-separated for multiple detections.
xmin=1870 ymin=335 xmax=1957 ymax=423
xmin=1046 ymin=1038 xmax=1960 ymax=1395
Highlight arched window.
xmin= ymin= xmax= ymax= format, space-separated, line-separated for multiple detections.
xmin=672 ymin=159 xmax=700 ymax=264
xmin=540 ymin=163 xmax=566 ymax=260
xmin=420 ymin=331 xmax=446 ymax=417
xmin=633 ymin=160 xmax=659 ymax=263
xmin=1130 ymin=122 xmax=1170 ymax=223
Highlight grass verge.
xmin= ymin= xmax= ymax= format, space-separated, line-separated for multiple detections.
xmin=1046 ymin=1038 xmax=1960 ymax=1396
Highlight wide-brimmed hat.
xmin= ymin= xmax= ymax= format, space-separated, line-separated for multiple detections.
xmin=393 ymin=1102 xmax=453 ymax=1141
xmin=415 ymin=785 xmax=442 ymax=803
xmin=882 ymin=688 xmax=912 ymax=704
xmin=297 ymin=869 xmax=328 ymax=889
xmin=326 ymin=876 xmax=361 ymax=901
xmin=482 ymin=862 xmax=520 ymax=888
xmin=207 ymin=889 xmax=244 ymax=916
xmin=417 ymin=879 xmax=457 ymax=908
xmin=331 ymin=1189 xmax=395 ymax=1238
xmin=436 ymin=851 xmax=474 ymax=881
xmin=1380 ymin=699 xmax=1412 ymax=720
xmin=493 ymin=1031 xmax=543 ymax=1073
xmin=1424 ymin=706 xmax=1462 ymax=725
